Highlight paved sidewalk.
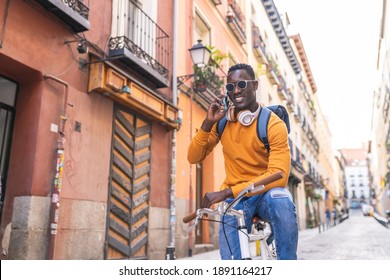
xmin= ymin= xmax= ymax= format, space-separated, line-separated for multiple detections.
xmin=178 ymin=227 xmax=320 ymax=260
xmin=177 ymin=210 xmax=390 ymax=260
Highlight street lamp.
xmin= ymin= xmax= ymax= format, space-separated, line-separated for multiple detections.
xmin=177 ymin=40 xmax=213 ymax=88
xmin=189 ymin=40 xmax=211 ymax=68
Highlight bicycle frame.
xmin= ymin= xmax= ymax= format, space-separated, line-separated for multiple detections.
xmin=184 ymin=171 xmax=283 ymax=260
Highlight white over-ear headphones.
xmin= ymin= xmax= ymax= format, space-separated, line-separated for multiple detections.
xmin=225 ymin=105 xmax=261 ymax=126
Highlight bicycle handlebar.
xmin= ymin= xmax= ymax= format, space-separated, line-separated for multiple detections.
xmin=182 ymin=171 xmax=284 ymax=224
xmin=183 ymin=212 xmax=198 ymax=224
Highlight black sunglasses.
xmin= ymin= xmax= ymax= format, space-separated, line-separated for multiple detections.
xmin=225 ymin=80 xmax=257 ymax=92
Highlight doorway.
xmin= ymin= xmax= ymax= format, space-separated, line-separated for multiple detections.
xmin=105 ymin=106 xmax=152 ymax=259
xmin=0 ymin=76 xmax=17 ymax=225
xmin=195 ymin=162 xmax=203 ymax=244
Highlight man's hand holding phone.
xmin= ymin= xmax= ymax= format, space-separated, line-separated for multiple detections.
xmin=201 ymin=94 xmax=230 ymax=132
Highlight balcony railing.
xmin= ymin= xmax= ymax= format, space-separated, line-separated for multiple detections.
xmin=386 ymin=124 xmax=390 ymax=153
xmin=265 ymin=54 xmax=280 ymax=85
xmin=226 ymin=0 xmax=246 ymax=44
xmin=286 ymin=90 xmax=295 ymax=112
xmin=177 ymin=64 xmax=225 ymax=111
xmin=109 ymin=1 xmax=170 ymax=88
xmin=293 ymin=104 xmax=301 ymax=122
xmin=37 ymin=0 xmax=90 ymax=32
xmin=252 ymin=23 xmax=268 ymax=64
xmin=277 ymin=75 xmax=289 ymax=100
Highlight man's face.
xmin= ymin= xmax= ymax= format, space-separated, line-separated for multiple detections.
xmin=226 ymin=69 xmax=258 ymax=112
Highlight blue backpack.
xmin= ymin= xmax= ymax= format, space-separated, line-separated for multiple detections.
xmin=217 ymin=105 xmax=291 ymax=154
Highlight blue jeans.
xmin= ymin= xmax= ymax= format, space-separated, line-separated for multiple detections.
xmin=219 ymin=187 xmax=298 ymax=260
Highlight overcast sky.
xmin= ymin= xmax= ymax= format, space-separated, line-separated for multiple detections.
xmin=273 ymin=0 xmax=383 ymax=150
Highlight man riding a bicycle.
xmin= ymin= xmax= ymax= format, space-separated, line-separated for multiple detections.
xmin=187 ymin=63 xmax=298 ymax=260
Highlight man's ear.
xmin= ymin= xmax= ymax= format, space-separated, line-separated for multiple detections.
xmin=253 ymin=80 xmax=259 ymax=90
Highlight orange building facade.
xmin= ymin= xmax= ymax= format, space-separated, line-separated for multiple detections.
xmin=0 ymin=0 xmax=178 ymax=259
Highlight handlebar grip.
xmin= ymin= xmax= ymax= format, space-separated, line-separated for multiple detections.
xmin=182 ymin=211 xmax=197 ymax=223
xmin=253 ymin=171 xmax=284 ymax=187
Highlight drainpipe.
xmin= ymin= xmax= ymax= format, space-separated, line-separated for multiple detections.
xmin=42 ymin=74 xmax=69 ymax=260
xmin=188 ymin=95 xmax=193 ymax=257
xmin=165 ymin=0 xmax=179 ymax=260
xmin=0 ymin=0 xmax=10 ymax=48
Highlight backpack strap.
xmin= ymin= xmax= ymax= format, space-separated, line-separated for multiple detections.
xmin=218 ymin=106 xmax=286 ymax=154
xmin=267 ymin=105 xmax=291 ymax=133
xmin=257 ymin=107 xmax=272 ymax=154
xmin=217 ymin=116 xmax=227 ymax=138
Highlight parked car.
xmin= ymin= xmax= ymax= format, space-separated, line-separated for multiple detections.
xmin=350 ymin=201 xmax=360 ymax=209
xmin=361 ymin=204 xmax=374 ymax=216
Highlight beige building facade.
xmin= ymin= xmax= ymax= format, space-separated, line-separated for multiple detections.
xmin=369 ymin=0 xmax=390 ymax=216
xmin=175 ymin=0 xmax=343 ymax=259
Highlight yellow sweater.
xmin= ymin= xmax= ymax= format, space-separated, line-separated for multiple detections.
xmin=187 ymin=110 xmax=291 ymax=197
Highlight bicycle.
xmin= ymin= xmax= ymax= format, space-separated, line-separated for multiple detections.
xmin=183 ymin=171 xmax=284 ymax=260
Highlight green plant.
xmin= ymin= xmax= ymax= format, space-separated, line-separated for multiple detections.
xmin=313 ymin=193 xmax=322 ymax=200
xmin=193 ymin=46 xmax=227 ymax=92
xmin=207 ymin=46 xmax=228 ymax=67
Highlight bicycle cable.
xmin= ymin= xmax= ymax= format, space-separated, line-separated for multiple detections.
xmin=221 ymin=191 xmax=248 ymax=259
xmin=199 ymin=217 xmax=251 ymax=239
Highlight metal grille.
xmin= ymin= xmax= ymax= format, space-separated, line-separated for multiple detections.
xmin=105 ymin=107 xmax=151 ymax=259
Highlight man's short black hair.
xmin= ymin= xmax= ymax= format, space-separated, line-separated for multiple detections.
xmin=228 ymin=63 xmax=255 ymax=80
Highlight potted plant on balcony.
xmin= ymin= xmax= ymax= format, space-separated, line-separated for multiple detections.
xmin=193 ymin=46 xmax=227 ymax=93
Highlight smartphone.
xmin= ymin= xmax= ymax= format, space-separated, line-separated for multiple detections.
xmin=222 ymin=94 xmax=231 ymax=110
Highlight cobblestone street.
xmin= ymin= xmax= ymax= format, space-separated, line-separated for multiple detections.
xmin=298 ymin=209 xmax=390 ymax=260
xmin=179 ymin=209 xmax=390 ymax=260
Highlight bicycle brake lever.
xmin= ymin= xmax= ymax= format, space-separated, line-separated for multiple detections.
xmin=186 ymin=209 xmax=202 ymax=232
xmin=186 ymin=220 xmax=198 ymax=233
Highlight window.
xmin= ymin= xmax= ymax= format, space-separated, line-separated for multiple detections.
xmin=195 ymin=12 xmax=211 ymax=46
xmin=228 ymin=51 xmax=237 ymax=68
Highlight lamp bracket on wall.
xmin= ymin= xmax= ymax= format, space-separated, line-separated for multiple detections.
xmin=64 ymin=38 xmax=89 ymax=54
xmin=78 ymin=55 xmax=125 ymax=72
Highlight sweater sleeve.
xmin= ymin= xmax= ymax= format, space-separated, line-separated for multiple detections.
xmin=187 ymin=124 xmax=220 ymax=164
xmin=230 ymin=114 xmax=291 ymax=197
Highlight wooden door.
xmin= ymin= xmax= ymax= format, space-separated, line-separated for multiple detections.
xmin=105 ymin=107 xmax=151 ymax=259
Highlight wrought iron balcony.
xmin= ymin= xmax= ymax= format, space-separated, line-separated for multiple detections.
xmin=265 ymin=54 xmax=280 ymax=85
xmin=277 ymin=75 xmax=289 ymax=100
xmin=37 ymin=0 xmax=90 ymax=33
xmin=286 ymin=90 xmax=295 ymax=112
xmin=177 ymin=64 xmax=225 ymax=110
xmin=307 ymin=127 xmax=319 ymax=151
xmin=293 ymin=104 xmax=302 ymax=122
xmin=108 ymin=1 xmax=170 ymax=88
xmin=291 ymin=159 xmax=306 ymax=175
xmin=226 ymin=0 xmax=246 ymax=44
xmin=386 ymin=124 xmax=390 ymax=153
xmin=252 ymin=23 xmax=268 ymax=65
